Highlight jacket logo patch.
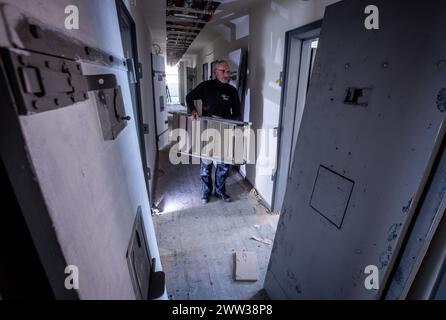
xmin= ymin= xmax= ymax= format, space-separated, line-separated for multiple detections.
xmin=221 ymin=94 xmax=230 ymax=101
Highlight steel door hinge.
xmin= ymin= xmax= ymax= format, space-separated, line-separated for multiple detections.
xmin=0 ymin=3 xmax=131 ymax=140
xmin=126 ymin=59 xmax=143 ymax=84
xmin=1 ymin=4 xmax=127 ymax=70
xmin=126 ymin=58 xmax=137 ymax=84
xmin=1 ymin=48 xmax=131 ymax=140
xmin=1 ymin=48 xmax=127 ymax=116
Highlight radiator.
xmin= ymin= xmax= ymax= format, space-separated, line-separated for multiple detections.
xmin=170 ymin=112 xmax=253 ymax=165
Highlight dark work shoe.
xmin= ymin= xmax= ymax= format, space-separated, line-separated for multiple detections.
xmin=215 ymin=192 xmax=232 ymax=203
xmin=201 ymin=196 xmax=209 ymax=204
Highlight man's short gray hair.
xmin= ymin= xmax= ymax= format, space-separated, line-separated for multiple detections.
xmin=214 ymin=59 xmax=229 ymax=71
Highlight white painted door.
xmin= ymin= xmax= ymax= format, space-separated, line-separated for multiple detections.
xmin=152 ymin=54 xmax=169 ymax=150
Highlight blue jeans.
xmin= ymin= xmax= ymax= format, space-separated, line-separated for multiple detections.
xmin=200 ymin=159 xmax=231 ymax=197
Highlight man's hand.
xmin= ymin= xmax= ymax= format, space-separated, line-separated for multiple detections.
xmin=190 ymin=110 xmax=198 ymax=120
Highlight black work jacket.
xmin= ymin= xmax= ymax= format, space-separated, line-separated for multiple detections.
xmin=186 ymin=80 xmax=241 ymax=120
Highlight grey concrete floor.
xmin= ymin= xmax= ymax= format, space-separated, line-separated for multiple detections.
xmin=152 ymin=149 xmax=279 ymax=300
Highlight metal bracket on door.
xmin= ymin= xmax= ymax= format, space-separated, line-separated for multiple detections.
xmin=1 ymin=48 xmax=128 ymax=115
xmin=0 ymin=3 xmax=131 ymax=139
xmin=96 ymin=86 xmax=130 ymax=141
xmin=1 ymin=3 xmax=127 ymax=70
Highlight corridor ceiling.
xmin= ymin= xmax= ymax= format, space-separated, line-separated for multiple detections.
xmin=166 ymin=0 xmax=221 ymax=65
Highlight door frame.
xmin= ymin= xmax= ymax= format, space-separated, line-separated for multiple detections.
xmin=150 ymin=54 xmax=160 ymax=152
xmin=203 ymin=63 xmax=209 ymax=81
xmin=271 ymin=20 xmax=322 ymax=213
xmin=116 ymin=0 xmax=152 ymax=199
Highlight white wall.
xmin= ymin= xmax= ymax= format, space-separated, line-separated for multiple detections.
xmin=195 ymin=22 xmax=249 ymax=83
xmin=178 ymin=61 xmax=186 ymax=105
xmin=191 ymin=0 xmax=339 ymax=207
xmin=0 ymin=0 xmax=163 ymax=299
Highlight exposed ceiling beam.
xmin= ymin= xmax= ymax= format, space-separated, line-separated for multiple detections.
xmin=168 ymin=38 xmax=193 ymax=41
xmin=167 ymin=38 xmax=193 ymax=41
xmin=167 ymin=37 xmax=194 ymax=42
xmin=167 ymin=24 xmax=202 ymax=31
xmin=167 ymin=6 xmax=211 ymax=16
xmin=168 ymin=43 xmax=193 ymax=47
xmin=167 ymin=42 xmax=193 ymax=47
xmin=167 ymin=49 xmax=187 ymax=53
xmin=166 ymin=17 xmax=207 ymax=24
xmin=166 ymin=2 xmax=221 ymax=65
xmin=167 ymin=36 xmax=193 ymax=41
xmin=167 ymin=36 xmax=194 ymax=42
xmin=166 ymin=43 xmax=189 ymax=47
xmin=167 ymin=33 xmax=199 ymax=39
xmin=167 ymin=36 xmax=196 ymax=43
xmin=167 ymin=33 xmax=194 ymax=39
xmin=167 ymin=30 xmax=197 ymax=35
xmin=166 ymin=46 xmax=187 ymax=50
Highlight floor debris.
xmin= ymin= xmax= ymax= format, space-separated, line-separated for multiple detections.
xmin=153 ymin=148 xmax=279 ymax=299
xmin=249 ymin=188 xmax=273 ymax=215
xmin=234 ymin=251 xmax=259 ymax=281
xmin=151 ymin=203 xmax=162 ymax=216
xmin=251 ymin=236 xmax=273 ymax=245
xmin=249 ymin=188 xmax=259 ymax=198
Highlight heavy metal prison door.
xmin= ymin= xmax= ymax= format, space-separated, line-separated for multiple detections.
xmin=265 ymin=0 xmax=446 ymax=299
xmin=0 ymin=1 xmax=162 ymax=299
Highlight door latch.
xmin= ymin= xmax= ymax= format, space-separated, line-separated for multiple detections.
xmin=126 ymin=58 xmax=143 ymax=84
xmin=96 ymin=86 xmax=130 ymax=140
xmin=137 ymin=62 xmax=143 ymax=80
xmin=126 ymin=58 xmax=137 ymax=84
